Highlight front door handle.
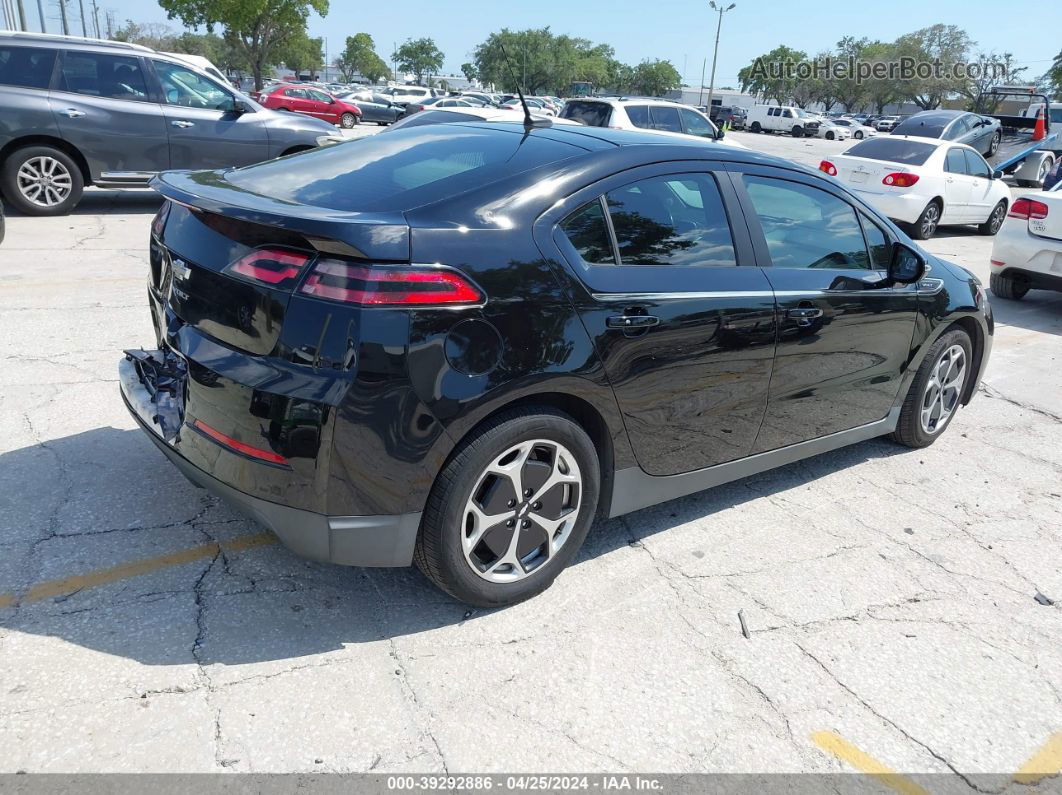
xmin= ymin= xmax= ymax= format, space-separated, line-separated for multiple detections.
xmin=606 ymin=314 xmax=659 ymax=330
xmin=59 ymin=108 xmax=86 ymax=118
xmin=785 ymin=307 xmax=824 ymax=327
xmin=171 ymin=120 xmax=195 ymax=128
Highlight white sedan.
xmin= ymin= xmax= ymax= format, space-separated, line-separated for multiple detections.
xmin=989 ymin=182 xmax=1062 ymax=299
xmin=819 ymin=135 xmax=1011 ymax=239
xmin=831 ymin=118 xmax=878 ymax=139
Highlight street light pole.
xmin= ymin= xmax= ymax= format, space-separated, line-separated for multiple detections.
xmin=705 ymin=1 xmax=735 ymax=117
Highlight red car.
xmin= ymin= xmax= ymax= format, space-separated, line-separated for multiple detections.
xmin=256 ymin=84 xmax=362 ymax=128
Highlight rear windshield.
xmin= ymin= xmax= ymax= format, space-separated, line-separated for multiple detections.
xmin=560 ymin=101 xmax=612 ymax=127
xmin=388 ymin=109 xmax=484 ymax=130
xmin=844 ymin=137 xmax=936 ymax=165
xmin=225 ymin=124 xmax=584 ymax=212
xmin=892 ymin=117 xmax=946 ymax=137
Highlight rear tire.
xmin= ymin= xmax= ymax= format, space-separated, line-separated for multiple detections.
xmin=978 ymin=200 xmax=1007 ymax=236
xmin=891 ymin=328 xmax=973 ymax=448
xmin=990 ymin=271 xmax=1029 ymax=300
xmin=908 ymin=200 xmax=942 ymax=240
xmin=2 ymin=145 xmax=84 ymax=216
xmin=414 ymin=408 xmax=600 ymax=607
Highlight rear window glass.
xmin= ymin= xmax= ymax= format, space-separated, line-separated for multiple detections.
xmin=225 ymin=125 xmax=584 ymax=212
xmin=844 ymin=138 xmax=936 ymax=165
xmin=892 ymin=118 xmax=947 ymax=137
xmin=560 ymin=101 xmax=612 ymax=127
xmin=0 ymin=46 xmax=56 ymax=89
xmin=387 ymin=110 xmax=484 ymax=130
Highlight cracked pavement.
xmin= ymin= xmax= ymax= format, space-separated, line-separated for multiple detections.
xmin=1 ymin=135 xmax=1060 ymax=783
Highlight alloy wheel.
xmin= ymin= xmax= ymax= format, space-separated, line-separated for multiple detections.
xmin=920 ymin=344 xmax=966 ymax=434
xmin=16 ymin=156 xmax=73 ymax=208
xmin=921 ymin=204 xmax=940 ymax=238
xmin=461 ymin=439 xmax=582 ymax=583
xmin=988 ymin=203 xmax=1005 ymax=234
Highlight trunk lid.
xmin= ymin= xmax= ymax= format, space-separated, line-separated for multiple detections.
xmin=833 ymin=155 xmax=912 ymax=196
xmin=152 ymin=170 xmax=410 ymax=356
xmin=1029 ymin=192 xmax=1062 ymax=241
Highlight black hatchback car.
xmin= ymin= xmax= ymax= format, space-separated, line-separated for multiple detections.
xmin=121 ymin=122 xmax=993 ymax=606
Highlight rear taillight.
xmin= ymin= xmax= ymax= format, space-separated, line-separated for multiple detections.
xmin=298 ymin=261 xmax=484 ymax=306
xmin=151 ymin=200 xmax=170 ymax=238
xmin=882 ymin=173 xmax=919 ymax=188
xmin=819 ymin=160 xmax=837 ymax=176
xmin=224 ymin=247 xmax=311 ymax=289
xmin=1008 ymin=198 xmax=1049 ymax=220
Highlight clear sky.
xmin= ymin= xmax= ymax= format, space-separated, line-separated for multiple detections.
xmin=19 ymin=0 xmax=1061 ymax=86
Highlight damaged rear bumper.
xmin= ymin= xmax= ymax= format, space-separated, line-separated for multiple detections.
xmin=119 ymin=350 xmax=420 ymax=567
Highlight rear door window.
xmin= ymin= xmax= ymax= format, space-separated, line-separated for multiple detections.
xmin=625 ymin=105 xmax=650 ymax=128
xmin=558 ymin=199 xmax=616 ymax=266
xmin=559 ymin=101 xmax=612 ymax=127
xmin=605 ymin=173 xmax=736 ymax=266
xmin=58 ymin=51 xmax=150 ymax=102
xmin=0 ymin=46 xmax=57 ymax=89
xmin=945 ymin=147 xmax=966 ymax=174
xmin=648 ymin=106 xmax=682 ymax=133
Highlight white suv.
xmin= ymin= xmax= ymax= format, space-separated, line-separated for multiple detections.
xmin=559 ymin=98 xmax=745 ymax=147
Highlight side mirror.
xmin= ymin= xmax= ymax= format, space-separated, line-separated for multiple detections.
xmin=715 ymin=126 xmax=725 ymax=140
xmin=992 ymin=169 xmax=1004 ymax=180
xmin=229 ymin=99 xmax=249 ymax=114
xmin=888 ymin=242 xmax=926 ymax=284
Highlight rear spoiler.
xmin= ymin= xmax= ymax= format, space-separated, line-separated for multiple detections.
xmin=151 ymin=170 xmax=410 ymax=261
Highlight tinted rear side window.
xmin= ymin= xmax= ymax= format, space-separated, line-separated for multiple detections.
xmin=648 ymin=106 xmax=682 ymax=133
xmin=845 ymin=138 xmax=936 ymax=165
xmin=559 ymin=200 xmax=615 ymax=266
xmin=625 ymin=105 xmax=650 ymax=128
xmin=226 ymin=125 xmax=585 ymax=211
xmin=59 ymin=52 xmax=150 ymax=102
xmin=560 ymin=101 xmax=612 ymax=127
xmin=0 ymin=46 xmax=56 ymax=89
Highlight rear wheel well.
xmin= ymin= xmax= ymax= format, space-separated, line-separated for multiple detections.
xmin=0 ymin=136 xmax=92 ymax=187
xmin=445 ymin=393 xmax=615 ymax=519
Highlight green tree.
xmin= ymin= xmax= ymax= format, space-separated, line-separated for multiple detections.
xmin=334 ymin=32 xmax=387 ymax=83
xmin=961 ymin=51 xmax=1028 ymax=110
xmin=894 ymin=24 xmax=974 ymax=110
xmin=861 ymin=40 xmax=903 ymax=113
xmin=276 ymin=31 xmax=322 ymax=78
xmin=1044 ymin=50 xmax=1062 ymax=100
xmin=392 ymin=37 xmax=443 ymax=85
xmin=157 ymin=0 xmax=329 ymax=91
xmin=461 ymin=61 xmax=478 ymax=84
xmin=738 ymin=45 xmax=807 ymax=104
xmin=631 ymin=60 xmax=681 ymax=97
xmin=833 ymin=36 xmax=871 ymax=112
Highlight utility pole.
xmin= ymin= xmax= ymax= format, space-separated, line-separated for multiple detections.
xmin=705 ymin=1 xmax=736 ymax=116
xmin=698 ymin=58 xmax=706 ymax=106
xmin=58 ymin=0 xmax=70 ymax=34
xmin=36 ymin=0 xmax=45 ymax=31
xmin=77 ymin=0 xmax=86 ymax=35
xmin=16 ymin=0 xmax=28 ymax=30
xmin=90 ymin=0 xmax=99 ymax=37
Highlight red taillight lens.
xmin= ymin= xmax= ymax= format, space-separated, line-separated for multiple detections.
xmin=1009 ymin=198 xmax=1049 ymax=220
xmin=224 ymin=248 xmax=311 ymax=289
xmin=191 ymin=419 xmax=290 ymax=468
xmin=819 ymin=160 xmax=837 ymax=176
xmin=298 ymin=261 xmax=484 ymax=306
xmin=882 ymin=172 xmax=919 ymax=188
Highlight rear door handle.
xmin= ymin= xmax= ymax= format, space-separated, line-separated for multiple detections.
xmin=59 ymin=108 xmax=86 ymax=118
xmin=785 ymin=307 xmax=824 ymax=327
xmin=171 ymin=120 xmax=195 ymax=128
xmin=606 ymin=314 xmax=659 ymax=329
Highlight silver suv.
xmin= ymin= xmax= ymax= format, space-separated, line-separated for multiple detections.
xmin=0 ymin=32 xmax=337 ymax=215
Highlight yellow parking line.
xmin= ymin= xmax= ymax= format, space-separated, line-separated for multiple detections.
xmin=1014 ymin=732 xmax=1062 ymax=785
xmin=811 ymin=731 xmax=930 ymax=795
xmin=0 ymin=532 xmax=276 ymax=608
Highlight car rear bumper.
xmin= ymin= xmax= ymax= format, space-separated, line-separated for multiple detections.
xmin=991 ymin=223 xmax=1062 ymax=286
xmin=119 ymin=354 xmax=421 ymax=567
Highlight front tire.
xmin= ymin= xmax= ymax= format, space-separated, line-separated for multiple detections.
xmin=978 ymin=200 xmax=1007 ymax=235
xmin=891 ymin=329 xmax=972 ymax=448
xmin=2 ymin=145 xmax=84 ymax=216
xmin=825 ymin=131 xmax=835 ymax=140
xmin=340 ymin=112 xmax=357 ymax=128
xmin=750 ymin=121 xmax=762 ymax=133
xmin=909 ymin=200 xmax=941 ymax=240
xmin=791 ymin=125 xmax=803 ymax=138
xmin=990 ymin=271 xmax=1029 ymax=300
xmin=986 ymin=130 xmax=1001 ymax=157
xmin=414 ymin=408 xmax=600 ymax=607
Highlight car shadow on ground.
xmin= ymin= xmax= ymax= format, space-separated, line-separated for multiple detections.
xmin=0 ymin=425 xmax=908 ymax=666
xmin=1 ymin=190 xmax=163 ymax=217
